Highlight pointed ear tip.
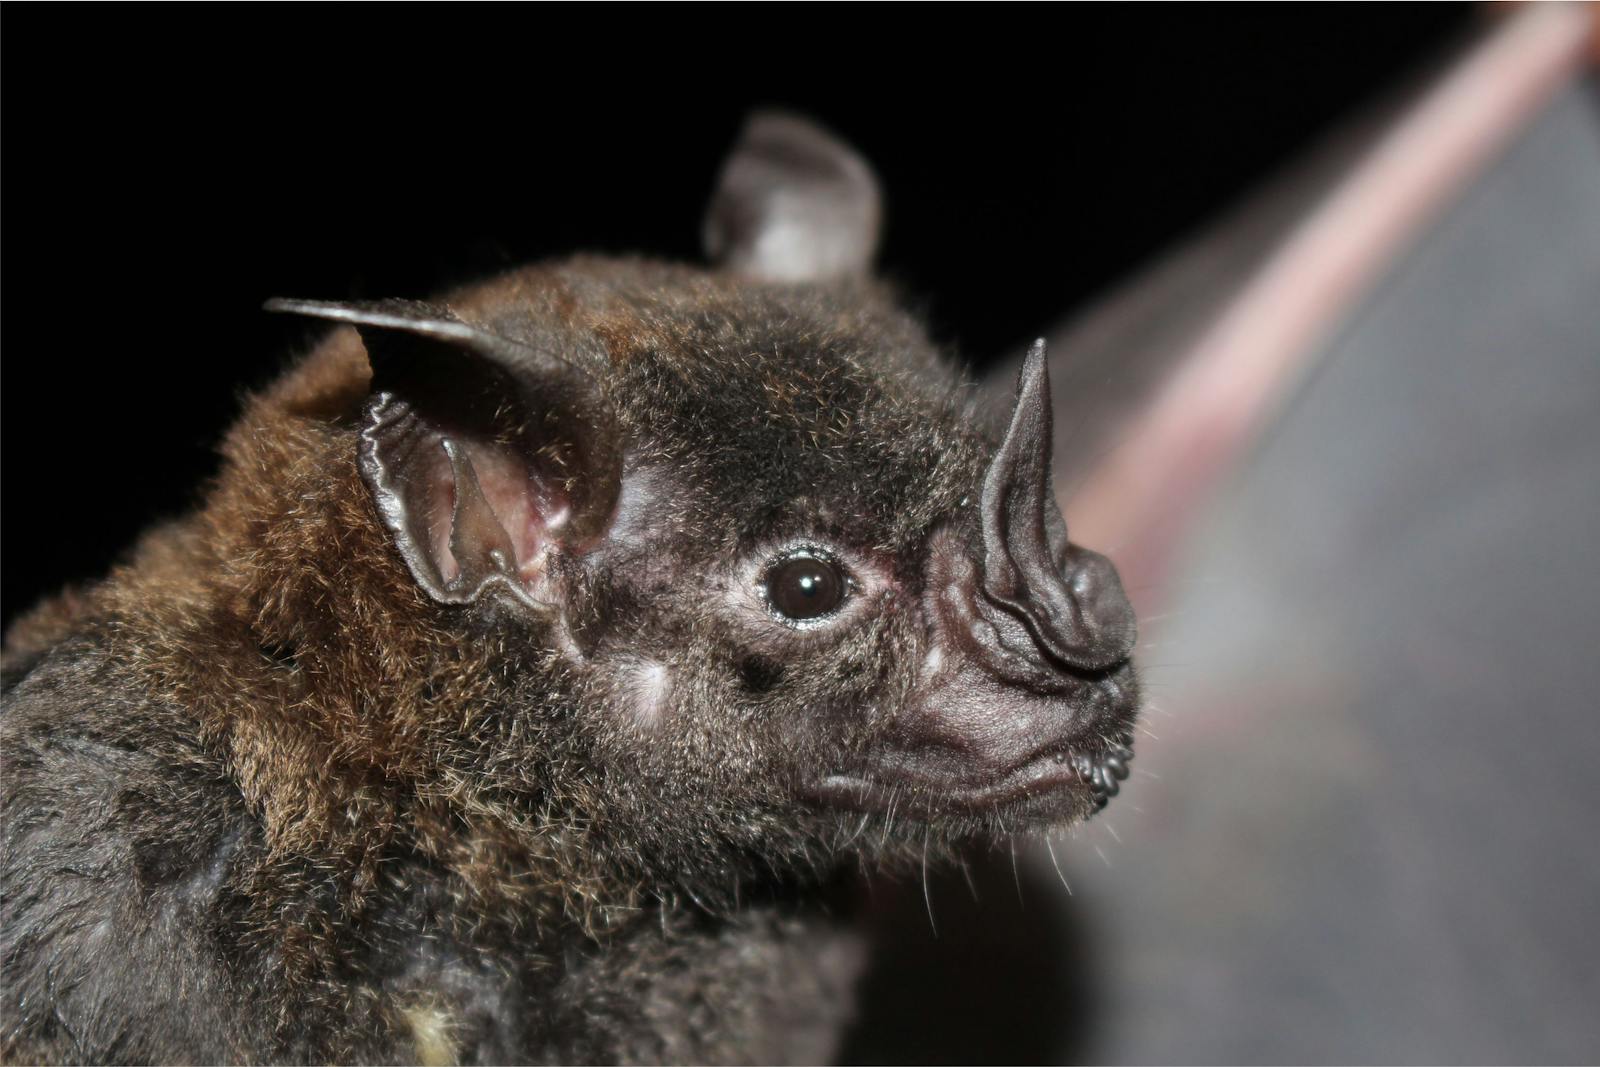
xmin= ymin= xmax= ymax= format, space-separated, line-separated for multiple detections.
xmin=260 ymin=298 xmax=481 ymax=343
xmin=1020 ymin=339 xmax=1050 ymax=386
xmin=263 ymin=297 xmax=356 ymax=324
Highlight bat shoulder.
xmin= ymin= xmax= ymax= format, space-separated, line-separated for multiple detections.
xmin=1 ymin=640 xmax=269 ymax=1063
xmin=529 ymin=896 xmax=869 ymax=1065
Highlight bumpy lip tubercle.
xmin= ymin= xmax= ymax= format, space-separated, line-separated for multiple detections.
xmin=1074 ymin=731 xmax=1135 ymax=813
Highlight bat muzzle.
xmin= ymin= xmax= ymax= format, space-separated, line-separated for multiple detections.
xmin=808 ymin=343 xmax=1140 ymax=825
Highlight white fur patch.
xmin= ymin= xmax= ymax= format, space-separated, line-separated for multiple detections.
xmin=622 ymin=658 xmax=672 ymax=730
xmin=405 ymin=1003 xmax=458 ymax=1067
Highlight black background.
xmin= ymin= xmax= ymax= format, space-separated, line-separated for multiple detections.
xmin=2 ymin=7 xmax=1473 ymax=627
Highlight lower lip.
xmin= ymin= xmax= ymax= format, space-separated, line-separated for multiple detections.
xmin=810 ymin=756 xmax=1093 ymax=820
xmin=809 ymin=675 xmax=1138 ymax=821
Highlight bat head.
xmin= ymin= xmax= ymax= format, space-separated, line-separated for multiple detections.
xmin=271 ymin=114 xmax=1136 ymax=889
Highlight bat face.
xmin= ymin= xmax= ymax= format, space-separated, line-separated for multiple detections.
xmin=269 ymin=117 xmax=1138 ymax=891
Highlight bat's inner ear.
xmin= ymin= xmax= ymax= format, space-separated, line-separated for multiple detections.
xmin=703 ymin=111 xmax=882 ymax=283
xmin=268 ymin=299 xmax=622 ymax=609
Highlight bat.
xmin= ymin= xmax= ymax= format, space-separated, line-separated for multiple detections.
xmin=1 ymin=113 xmax=1139 ymax=1064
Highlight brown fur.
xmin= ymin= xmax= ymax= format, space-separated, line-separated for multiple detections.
xmin=2 ymin=259 xmax=975 ymax=1063
xmin=3 ymin=243 xmax=1138 ymax=1062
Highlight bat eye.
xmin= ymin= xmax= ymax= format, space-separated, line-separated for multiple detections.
xmin=765 ymin=551 xmax=848 ymax=623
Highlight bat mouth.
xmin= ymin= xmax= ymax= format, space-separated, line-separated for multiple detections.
xmin=807 ymin=726 xmax=1136 ymax=826
xmin=1071 ymin=732 xmax=1136 ymax=813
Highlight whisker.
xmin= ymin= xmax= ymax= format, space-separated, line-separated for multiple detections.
xmin=1137 ymin=610 xmax=1186 ymax=626
xmin=841 ymin=811 xmax=871 ymax=849
xmin=1008 ymin=837 xmax=1024 ymax=907
xmin=957 ymin=857 xmax=979 ymax=903
xmin=1044 ymin=837 xmax=1073 ymax=896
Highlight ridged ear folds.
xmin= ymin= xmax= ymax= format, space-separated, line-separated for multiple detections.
xmin=266 ymin=298 xmax=622 ymax=609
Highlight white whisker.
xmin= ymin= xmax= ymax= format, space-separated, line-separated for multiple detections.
xmin=1044 ymin=837 xmax=1073 ymax=896
xmin=1008 ymin=837 xmax=1024 ymax=907
xmin=957 ymin=858 xmax=979 ymax=902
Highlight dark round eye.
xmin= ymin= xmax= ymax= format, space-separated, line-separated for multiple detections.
xmin=766 ymin=553 xmax=847 ymax=622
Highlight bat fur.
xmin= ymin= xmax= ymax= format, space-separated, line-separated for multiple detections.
xmin=1 ymin=115 xmax=1138 ymax=1065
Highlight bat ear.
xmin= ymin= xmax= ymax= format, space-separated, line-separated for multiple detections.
xmin=267 ymin=298 xmax=622 ymax=609
xmin=703 ymin=111 xmax=882 ymax=282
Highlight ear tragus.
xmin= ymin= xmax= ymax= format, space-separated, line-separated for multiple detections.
xmin=265 ymin=298 xmax=621 ymax=608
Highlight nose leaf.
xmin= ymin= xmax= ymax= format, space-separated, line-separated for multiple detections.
xmin=978 ymin=340 xmax=1135 ymax=672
